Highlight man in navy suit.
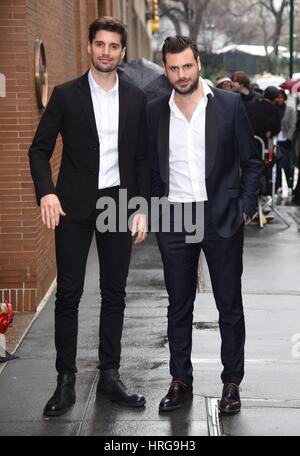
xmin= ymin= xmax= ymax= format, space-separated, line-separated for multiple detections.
xmin=147 ymin=36 xmax=262 ymax=414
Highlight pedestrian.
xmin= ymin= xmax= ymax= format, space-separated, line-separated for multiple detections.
xmin=29 ymin=16 xmax=150 ymax=416
xmin=216 ymin=76 xmax=232 ymax=91
xmin=275 ymin=89 xmax=297 ymax=196
xmin=231 ymin=70 xmax=262 ymax=113
xmin=147 ymin=36 xmax=262 ymax=414
xmin=246 ymin=85 xmax=281 ymax=147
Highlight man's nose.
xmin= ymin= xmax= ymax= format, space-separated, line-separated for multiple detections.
xmin=102 ymin=45 xmax=110 ymax=55
xmin=178 ymin=67 xmax=185 ymax=79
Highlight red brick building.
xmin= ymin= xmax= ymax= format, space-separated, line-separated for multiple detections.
xmin=0 ymin=0 xmax=153 ymax=312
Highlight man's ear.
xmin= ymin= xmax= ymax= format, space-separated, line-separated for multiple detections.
xmin=197 ymin=56 xmax=201 ymax=73
xmin=87 ymin=42 xmax=91 ymax=56
xmin=164 ymin=64 xmax=167 ymax=77
xmin=121 ymin=46 xmax=126 ymax=62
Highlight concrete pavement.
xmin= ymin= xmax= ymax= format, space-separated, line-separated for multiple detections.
xmin=0 ymin=205 xmax=300 ymax=436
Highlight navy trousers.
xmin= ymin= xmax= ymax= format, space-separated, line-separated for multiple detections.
xmin=156 ymin=205 xmax=245 ymax=386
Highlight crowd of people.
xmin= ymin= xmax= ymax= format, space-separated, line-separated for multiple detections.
xmin=215 ymin=71 xmax=300 ymax=204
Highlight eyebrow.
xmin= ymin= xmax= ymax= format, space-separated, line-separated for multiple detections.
xmin=94 ymin=40 xmax=121 ymax=46
xmin=169 ymin=63 xmax=193 ymax=68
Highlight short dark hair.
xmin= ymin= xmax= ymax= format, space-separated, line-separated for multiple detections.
xmin=264 ymin=85 xmax=280 ymax=101
xmin=278 ymin=88 xmax=287 ymax=100
xmin=231 ymin=71 xmax=251 ymax=89
xmin=88 ymin=17 xmax=127 ymax=48
xmin=162 ymin=36 xmax=199 ymax=65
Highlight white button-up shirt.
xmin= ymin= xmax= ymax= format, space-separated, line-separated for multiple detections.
xmin=168 ymin=78 xmax=213 ymax=203
xmin=88 ymin=70 xmax=120 ymax=189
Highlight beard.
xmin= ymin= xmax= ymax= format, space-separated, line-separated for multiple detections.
xmin=91 ymin=56 xmax=118 ymax=74
xmin=173 ymin=76 xmax=199 ymax=95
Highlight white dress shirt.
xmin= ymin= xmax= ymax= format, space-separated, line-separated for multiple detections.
xmin=168 ymin=78 xmax=213 ymax=203
xmin=88 ymin=70 xmax=120 ymax=189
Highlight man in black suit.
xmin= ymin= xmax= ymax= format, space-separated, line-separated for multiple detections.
xmin=29 ymin=17 xmax=150 ymax=416
xmin=147 ymin=37 xmax=262 ymax=414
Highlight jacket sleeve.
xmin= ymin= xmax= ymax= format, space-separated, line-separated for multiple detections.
xmin=147 ymin=103 xmax=165 ymax=198
xmin=135 ymin=94 xmax=151 ymax=209
xmin=269 ymin=110 xmax=281 ymax=138
xmin=234 ymin=95 xmax=263 ymax=218
xmin=28 ymin=87 xmax=63 ymax=204
xmin=287 ymin=106 xmax=297 ymax=141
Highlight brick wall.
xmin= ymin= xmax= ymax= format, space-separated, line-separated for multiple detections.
xmin=0 ymin=0 xmax=98 ymax=312
xmin=0 ymin=0 xmax=151 ymax=313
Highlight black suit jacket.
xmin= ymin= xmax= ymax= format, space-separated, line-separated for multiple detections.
xmin=147 ymin=88 xmax=263 ymax=238
xmin=29 ymin=71 xmax=150 ymax=220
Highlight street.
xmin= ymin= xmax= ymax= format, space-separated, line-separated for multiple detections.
xmin=0 ymin=206 xmax=300 ymax=436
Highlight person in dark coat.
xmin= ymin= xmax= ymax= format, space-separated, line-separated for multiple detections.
xmin=148 ymin=36 xmax=262 ymax=415
xmin=231 ymin=70 xmax=262 ymax=114
xmin=246 ymin=86 xmax=281 ymax=147
xmin=28 ymin=17 xmax=150 ymax=417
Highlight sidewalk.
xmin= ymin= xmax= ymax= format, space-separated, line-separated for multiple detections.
xmin=0 ymin=206 xmax=300 ymax=436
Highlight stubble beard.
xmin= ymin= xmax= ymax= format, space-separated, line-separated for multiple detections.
xmin=173 ymin=76 xmax=199 ymax=95
xmin=91 ymin=57 xmax=118 ymax=74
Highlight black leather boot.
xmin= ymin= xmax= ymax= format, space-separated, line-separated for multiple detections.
xmin=43 ymin=373 xmax=76 ymax=417
xmin=97 ymin=368 xmax=145 ymax=408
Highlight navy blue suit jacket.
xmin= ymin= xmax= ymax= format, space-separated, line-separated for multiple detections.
xmin=147 ymin=88 xmax=263 ymax=238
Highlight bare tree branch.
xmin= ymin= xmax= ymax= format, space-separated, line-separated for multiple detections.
xmin=159 ymin=0 xmax=212 ymax=42
xmin=159 ymin=1 xmax=183 ymax=35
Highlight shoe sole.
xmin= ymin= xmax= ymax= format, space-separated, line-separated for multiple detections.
xmin=218 ymin=406 xmax=241 ymax=416
xmin=159 ymin=393 xmax=193 ymax=412
xmin=97 ymin=389 xmax=146 ymax=408
xmin=43 ymin=401 xmax=75 ymax=417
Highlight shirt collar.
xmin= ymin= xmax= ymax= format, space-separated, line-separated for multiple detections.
xmin=201 ymin=77 xmax=214 ymax=98
xmin=88 ymin=69 xmax=119 ymax=94
xmin=169 ymin=77 xmax=214 ymax=123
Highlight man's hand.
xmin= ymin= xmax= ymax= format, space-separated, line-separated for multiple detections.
xmin=243 ymin=212 xmax=251 ymax=224
xmin=131 ymin=213 xmax=148 ymax=245
xmin=40 ymin=194 xmax=66 ymax=230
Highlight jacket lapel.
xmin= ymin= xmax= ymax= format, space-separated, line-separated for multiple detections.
xmin=118 ymin=78 xmax=130 ymax=147
xmin=76 ymin=71 xmax=99 ymax=143
xmin=157 ymin=91 xmax=218 ymax=189
xmin=158 ymin=101 xmax=170 ymax=191
xmin=205 ymin=92 xmax=218 ymax=177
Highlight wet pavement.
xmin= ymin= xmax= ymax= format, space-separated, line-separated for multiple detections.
xmin=0 ymin=205 xmax=300 ymax=436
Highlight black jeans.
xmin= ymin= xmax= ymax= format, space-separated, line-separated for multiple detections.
xmin=54 ymin=187 xmax=132 ymax=374
xmin=276 ymin=140 xmax=294 ymax=190
xmin=156 ymin=205 xmax=245 ymax=386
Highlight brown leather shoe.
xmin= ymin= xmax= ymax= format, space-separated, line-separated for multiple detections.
xmin=159 ymin=379 xmax=193 ymax=412
xmin=219 ymin=383 xmax=241 ymax=415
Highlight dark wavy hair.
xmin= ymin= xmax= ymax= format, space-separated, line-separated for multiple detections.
xmin=88 ymin=17 xmax=127 ymax=48
xmin=162 ymin=36 xmax=199 ymax=64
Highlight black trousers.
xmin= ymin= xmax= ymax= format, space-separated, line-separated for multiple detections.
xmin=156 ymin=205 xmax=245 ymax=386
xmin=276 ymin=140 xmax=294 ymax=190
xmin=54 ymin=187 xmax=132 ymax=374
